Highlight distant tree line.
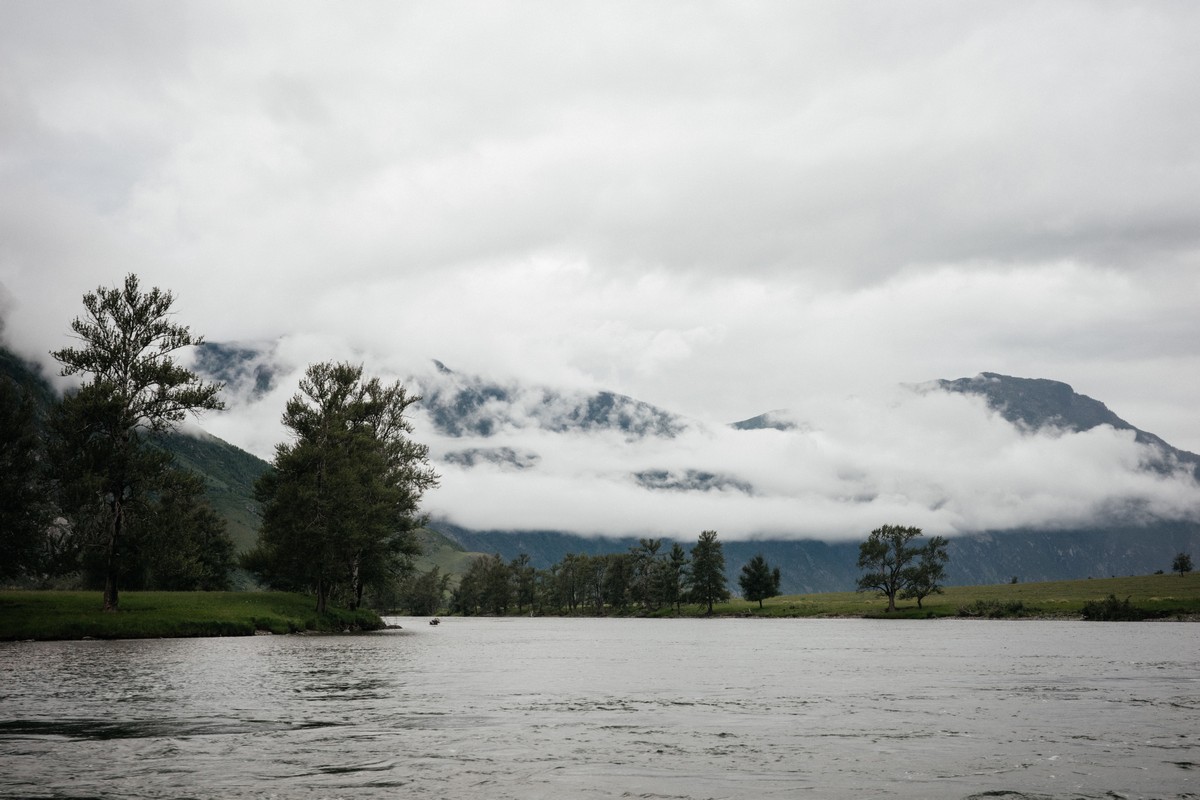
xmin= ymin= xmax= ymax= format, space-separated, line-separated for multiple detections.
xmin=394 ymin=530 xmax=784 ymax=617
xmin=448 ymin=537 xmax=693 ymax=616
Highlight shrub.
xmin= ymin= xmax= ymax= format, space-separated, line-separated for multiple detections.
xmin=1080 ymin=594 xmax=1160 ymax=621
xmin=956 ymin=599 xmax=1027 ymax=618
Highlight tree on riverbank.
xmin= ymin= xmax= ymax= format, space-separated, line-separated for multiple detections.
xmin=246 ymin=361 xmax=438 ymax=613
xmin=50 ymin=274 xmax=225 ymax=610
xmin=900 ymin=536 xmax=949 ymax=609
xmin=738 ymin=554 xmax=782 ymax=609
xmin=856 ymin=525 xmax=949 ymax=612
xmin=688 ymin=530 xmax=730 ymax=614
xmin=856 ymin=525 xmax=920 ymax=612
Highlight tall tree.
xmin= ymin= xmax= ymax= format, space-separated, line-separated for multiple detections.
xmin=450 ymin=561 xmax=483 ymax=615
xmin=50 ymin=274 xmax=223 ymax=610
xmin=130 ymin=468 xmax=235 ymax=591
xmin=480 ymin=553 xmax=513 ymax=615
xmin=900 ymin=536 xmax=949 ymax=609
xmin=556 ymin=553 xmax=582 ymax=613
xmin=1173 ymin=552 xmax=1193 ymax=577
xmin=601 ymin=553 xmax=633 ymax=612
xmin=403 ymin=566 xmax=451 ymax=615
xmin=510 ymin=553 xmax=536 ymax=613
xmin=738 ymin=554 xmax=782 ymax=609
xmin=248 ymin=361 xmax=438 ymax=612
xmin=660 ymin=542 xmax=689 ymax=614
xmin=688 ymin=530 xmax=729 ymax=614
xmin=856 ymin=524 xmax=930 ymax=612
xmin=629 ymin=538 xmax=663 ymax=610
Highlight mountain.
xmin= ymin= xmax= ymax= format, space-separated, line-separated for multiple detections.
xmin=729 ymin=410 xmax=803 ymax=432
xmin=158 ymin=430 xmax=270 ymax=552
xmin=937 ymin=372 xmax=1200 ymax=478
xmin=430 ymin=371 xmax=1200 ymax=593
xmin=18 ymin=338 xmax=1196 ymax=593
xmin=194 ymin=342 xmax=280 ymax=400
xmin=417 ymin=359 xmax=688 ymax=439
xmin=0 ymin=348 xmax=56 ymax=412
xmin=0 ymin=345 xmax=272 ymax=554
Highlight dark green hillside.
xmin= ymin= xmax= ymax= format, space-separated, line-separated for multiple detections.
xmin=0 ymin=348 xmax=54 ymax=412
xmin=0 ymin=344 xmax=270 ymax=554
xmin=159 ymin=431 xmax=270 ymax=552
xmin=412 ymin=527 xmax=489 ymax=582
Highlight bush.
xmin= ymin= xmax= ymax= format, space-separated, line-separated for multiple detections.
xmin=1080 ymin=594 xmax=1160 ymax=621
xmin=956 ymin=599 xmax=1027 ymax=618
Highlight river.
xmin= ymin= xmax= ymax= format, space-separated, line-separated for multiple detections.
xmin=1 ymin=617 xmax=1197 ymax=799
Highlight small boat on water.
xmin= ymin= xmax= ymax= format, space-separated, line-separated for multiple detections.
xmin=429 ymin=617 xmax=440 ymax=626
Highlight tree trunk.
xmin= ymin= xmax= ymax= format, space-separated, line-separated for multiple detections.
xmin=102 ymin=498 xmax=123 ymax=612
xmin=315 ymin=577 xmax=328 ymax=614
xmin=349 ymin=555 xmax=362 ymax=610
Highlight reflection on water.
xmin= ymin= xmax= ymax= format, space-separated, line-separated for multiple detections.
xmin=1 ymin=618 xmax=1197 ymax=799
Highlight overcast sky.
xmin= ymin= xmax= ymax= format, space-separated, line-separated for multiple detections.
xmin=3 ymin=2 xmax=1199 ymax=540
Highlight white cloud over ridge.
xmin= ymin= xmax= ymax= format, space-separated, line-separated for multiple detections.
xmin=411 ymin=379 xmax=1200 ymax=542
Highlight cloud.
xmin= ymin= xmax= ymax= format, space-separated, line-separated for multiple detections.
xmin=2 ymin=1 xmax=1199 ymax=527
xmin=410 ymin=379 xmax=1200 ymax=542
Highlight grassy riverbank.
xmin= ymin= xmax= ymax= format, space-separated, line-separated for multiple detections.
xmin=0 ymin=591 xmax=386 ymax=641
xmin=701 ymin=571 xmax=1200 ymax=619
xmin=5 ymin=573 xmax=1198 ymax=640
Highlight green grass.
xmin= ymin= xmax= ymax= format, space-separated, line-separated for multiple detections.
xmin=0 ymin=591 xmax=386 ymax=641
xmin=411 ymin=528 xmax=489 ymax=584
xmin=12 ymin=574 xmax=1196 ymax=639
xmin=703 ymin=572 xmax=1200 ymax=619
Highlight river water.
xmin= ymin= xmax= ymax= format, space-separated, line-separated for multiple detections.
xmin=0 ymin=618 xmax=1197 ymax=799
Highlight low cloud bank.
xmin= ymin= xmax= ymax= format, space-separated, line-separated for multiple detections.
xmin=416 ymin=384 xmax=1199 ymax=542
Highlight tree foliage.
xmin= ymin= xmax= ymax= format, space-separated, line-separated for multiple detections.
xmin=900 ymin=536 xmax=949 ymax=609
xmin=247 ymin=361 xmax=438 ymax=612
xmin=126 ymin=469 xmax=235 ymax=591
xmin=1174 ymin=552 xmax=1193 ymax=577
xmin=401 ymin=566 xmax=452 ymax=615
xmin=49 ymin=274 xmax=224 ymax=609
xmin=856 ymin=524 xmax=949 ymax=612
xmin=738 ymin=553 xmax=782 ymax=608
xmin=688 ymin=530 xmax=730 ymax=614
xmin=661 ymin=542 xmax=689 ymax=613
xmin=0 ymin=377 xmax=51 ymax=582
xmin=446 ymin=542 xmax=699 ymax=617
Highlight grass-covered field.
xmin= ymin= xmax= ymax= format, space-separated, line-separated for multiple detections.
xmin=4 ymin=573 xmax=1197 ymax=640
xmin=702 ymin=571 xmax=1200 ymax=619
xmin=0 ymin=591 xmax=386 ymax=641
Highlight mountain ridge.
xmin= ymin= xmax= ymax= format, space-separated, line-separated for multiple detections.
xmin=9 ymin=340 xmax=1196 ymax=592
xmin=936 ymin=372 xmax=1200 ymax=478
